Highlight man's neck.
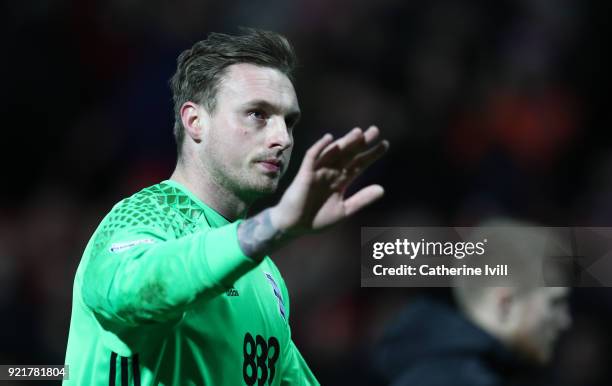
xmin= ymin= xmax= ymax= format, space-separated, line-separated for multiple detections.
xmin=170 ymin=161 xmax=250 ymax=221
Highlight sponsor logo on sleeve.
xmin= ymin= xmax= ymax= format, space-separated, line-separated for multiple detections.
xmin=109 ymin=238 xmax=155 ymax=253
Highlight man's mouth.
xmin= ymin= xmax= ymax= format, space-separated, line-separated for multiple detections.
xmin=256 ymin=159 xmax=282 ymax=173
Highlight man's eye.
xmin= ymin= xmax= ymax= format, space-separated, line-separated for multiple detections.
xmin=249 ymin=110 xmax=267 ymax=121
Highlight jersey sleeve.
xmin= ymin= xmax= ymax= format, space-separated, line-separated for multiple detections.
xmin=81 ymin=219 xmax=257 ymax=326
xmin=280 ymin=340 xmax=320 ymax=386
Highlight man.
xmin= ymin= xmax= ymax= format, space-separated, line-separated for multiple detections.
xmin=64 ymin=29 xmax=388 ymax=385
xmin=375 ymin=221 xmax=572 ymax=386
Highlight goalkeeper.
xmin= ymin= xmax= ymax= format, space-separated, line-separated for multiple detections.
xmin=64 ymin=28 xmax=388 ymax=386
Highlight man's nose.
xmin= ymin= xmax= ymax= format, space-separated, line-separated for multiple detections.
xmin=268 ymin=116 xmax=293 ymax=150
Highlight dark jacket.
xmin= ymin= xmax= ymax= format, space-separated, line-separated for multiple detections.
xmin=374 ymin=297 xmax=545 ymax=386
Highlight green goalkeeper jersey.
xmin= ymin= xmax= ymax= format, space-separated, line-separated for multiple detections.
xmin=64 ymin=180 xmax=318 ymax=386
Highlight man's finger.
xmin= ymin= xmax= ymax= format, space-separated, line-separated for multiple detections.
xmin=338 ymin=127 xmax=367 ymax=160
xmin=348 ymin=140 xmax=389 ymax=175
xmin=317 ymin=127 xmax=365 ymax=167
xmin=329 ymin=125 xmax=379 ymax=166
xmin=333 ymin=140 xmax=389 ymax=191
xmin=315 ymin=142 xmax=341 ymax=168
xmin=304 ymin=133 xmax=334 ymax=169
xmin=344 ymin=185 xmax=385 ymax=217
xmin=363 ymin=125 xmax=380 ymax=145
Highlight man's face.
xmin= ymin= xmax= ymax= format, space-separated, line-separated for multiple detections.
xmin=512 ymin=287 xmax=571 ymax=364
xmin=200 ymin=63 xmax=300 ymax=200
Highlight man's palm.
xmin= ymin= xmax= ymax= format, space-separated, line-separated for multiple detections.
xmin=273 ymin=126 xmax=388 ymax=234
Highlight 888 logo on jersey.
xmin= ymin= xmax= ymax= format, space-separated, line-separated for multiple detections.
xmin=243 ymin=332 xmax=280 ymax=385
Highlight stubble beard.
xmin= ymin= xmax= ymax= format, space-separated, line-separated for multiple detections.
xmin=212 ymin=160 xmax=282 ymax=204
xmin=243 ymin=163 xmax=283 ymax=199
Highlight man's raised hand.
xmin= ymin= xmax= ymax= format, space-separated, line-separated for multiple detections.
xmin=271 ymin=125 xmax=389 ymax=234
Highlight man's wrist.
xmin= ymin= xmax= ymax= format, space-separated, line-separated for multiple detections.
xmin=268 ymin=204 xmax=294 ymax=235
xmin=237 ymin=207 xmax=295 ymax=261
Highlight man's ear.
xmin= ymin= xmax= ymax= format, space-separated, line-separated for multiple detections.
xmin=180 ymin=101 xmax=206 ymax=143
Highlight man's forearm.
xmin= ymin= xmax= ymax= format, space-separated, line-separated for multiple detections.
xmin=237 ymin=207 xmax=293 ymax=260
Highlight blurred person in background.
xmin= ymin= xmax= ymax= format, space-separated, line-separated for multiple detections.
xmin=63 ymin=28 xmax=388 ymax=385
xmin=374 ymin=220 xmax=571 ymax=386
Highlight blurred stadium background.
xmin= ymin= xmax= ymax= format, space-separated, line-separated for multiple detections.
xmin=1 ymin=0 xmax=611 ymax=385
